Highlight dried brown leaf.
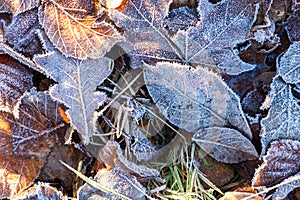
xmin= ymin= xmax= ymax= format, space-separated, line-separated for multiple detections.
xmin=220 ymin=191 xmax=263 ymax=200
xmin=39 ymin=0 xmax=123 ymax=59
xmin=253 ymin=139 xmax=300 ymax=187
xmin=14 ymin=182 xmax=65 ymax=200
xmin=9 ymin=89 xmax=66 ymax=158
xmin=0 ymin=55 xmax=33 ymax=117
xmin=0 ymin=89 xmax=66 ymax=198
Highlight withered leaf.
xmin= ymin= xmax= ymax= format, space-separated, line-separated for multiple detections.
xmin=130 ymin=124 xmax=157 ymax=162
xmin=0 ymin=0 xmax=40 ymax=15
xmin=252 ymin=139 xmax=300 ymax=187
xmin=34 ymin=51 xmax=113 ymax=144
xmin=14 ymin=182 xmax=65 ymax=200
xmin=0 ymin=90 xmax=72 ymax=198
xmin=144 ymin=62 xmax=252 ymax=139
xmin=78 ymin=167 xmax=146 ymax=200
xmin=287 ymin=14 xmax=300 ymax=42
xmin=173 ymin=0 xmax=256 ymax=75
xmin=260 ymin=76 xmax=300 ymax=154
xmin=38 ymin=0 xmax=123 ymax=59
xmin=272 ymin=172 xmax=300 ymax=200
xmin=278 ymin=41 xmax=300 ymax=84
xmin=99 ymin=141 xmax=159 ymax=178
xmin=0 ymin=111 xmax=43 ymax=198
xmin=192 ymin=127 xmax=258 ymax=163
xmin=0 ymin=54 xmax=33 ymax=117
xmin=9 ymin=89 xmax=66 ymax=158
xmin=109 ymin=0 xmax=181 ymax=67
xmin=4 ymin=8 xmax=42 ymax=54
xmin=110 ymin=0 xmax=255 ymax=75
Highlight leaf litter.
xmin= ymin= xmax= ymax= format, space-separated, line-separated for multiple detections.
xmin=0 ymin=0 xmax=299 ymax=199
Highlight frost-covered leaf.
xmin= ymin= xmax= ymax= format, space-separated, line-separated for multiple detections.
xmin=14 ymin=182 xmax=65 ymax=200
xmin=164 ymin=6 xmax=198 ymax=32
xmin=253 ymin=139 xmax=300 ymax=187
xmin=110 ymin=0 xmax=256 ymax=75
xmin=109 ymin=0 xmax=180 ymax=68
xmin=9 ymin=89 xmax=66 ymax=158
xmin=0 ymin=89 xmax=65 ymax=198
xmin=0 ymin=0 xmax=40 ymax=15
xmin=78 ymin=167 xmax=146 ymax=200
xmin=192 ymin=127 xmax=258 ymax=163
xmin=272 ymin=172 xmax=300 ymax=200
xmin=144 ymin=62 xmax=252 ymax=139
xmin=99 ymin=141 xmax=159 ymax=178
xmin=286 ymin=15 xmax=300 ymax=42
xmin=130 ymin=125 xmax=157 ymax=162
xmin=0 ymin=55 xmax=33 ymax=116
xmin=38 ymin=0 xmax=123 ymax=59
xmin=278 ymin=41 xmax=300 ymax=84
xmin=260 ymin=77 xmax=300 ymax=154
xmin=34 ymin=51 xmax=113 ymax=144
xmin=172 ymin=0 xmax=256 ymax=75
xmin=4 ymin=8 xmax=42 ymax=54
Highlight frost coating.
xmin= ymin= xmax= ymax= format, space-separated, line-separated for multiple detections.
xmin=192 ymin=127 xmax=258 ymax=163
xmin=34 ymin=51 xmax=113 ymax=144
xmin=260 ymin=77 xmax=300 ymax=155
xmin=144 ymin=62 xmax=252 ymax=139
xmin=278 ymin=41 xmax=300 ymax=84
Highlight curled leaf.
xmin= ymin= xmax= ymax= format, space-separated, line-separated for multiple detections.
xmin=144 ymin=62 xmax=252 ymax=139
xmin=193 ymin=127 xmax=258 ymax=163
xmin=272 ymin=172 xmax=300 ymax=200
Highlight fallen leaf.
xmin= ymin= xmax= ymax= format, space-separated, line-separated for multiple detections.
xmin=272 ymin=172 xmax=300 ymax=200
xmin=13 ymin=182 xmax=65 ymax=200
xmin=0 ymin=89 xmax=65 ymax=198
xmin=39 ymin=0 xmax=123 ymax=59
xmin=144 ymin=62 xmax=252 ymax=139
xmin=0 ymin=0 xmax=41 ymax=15
xmin=34 ymin=51 xmax=113 ymax=144
xmin=260 ymin=76 xmax=300 ymax=154
xmin=0 ymin=54 xmax=33 ymax=117
xmin=253 ymin=139 xmax=300 ymax=187
xmin=9 ymin=89 xmax=66 ymax=159
xmin=78 ymin=167 xmax=146 ymax=200
xmin=193 ymin=127 xmax=258 ymax=163
xmin=99 ymin=141 xmax=159 ymax=178
xmin=220 ymin=191 xmax=263 ymax=200
xmin=110 ymin=0 xmax=256 ymax=75
xmin=4 ymin=8 xmax=42 ymax=54
xmin=278 ymin=41 xmax=300 ymax=84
